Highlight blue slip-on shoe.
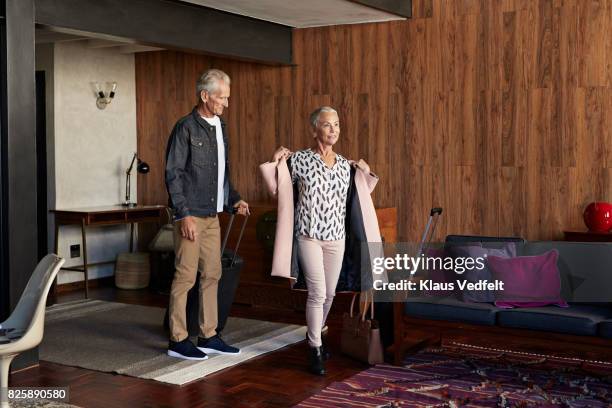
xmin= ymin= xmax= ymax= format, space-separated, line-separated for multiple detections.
xmin=197 ymin=334 xmax=241 ymax=355
xmin=167 ymin=338 xmax=209 ymax=360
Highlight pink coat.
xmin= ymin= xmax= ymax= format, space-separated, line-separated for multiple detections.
xmin=259 ymin=157 xmax=382 ymax=282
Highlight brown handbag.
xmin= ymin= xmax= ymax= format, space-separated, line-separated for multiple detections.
xmin=340 ymin=291 xmax=384 ymax=365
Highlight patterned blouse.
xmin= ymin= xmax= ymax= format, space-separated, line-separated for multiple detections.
xmin=290 ymin=149 xmax=351 ymax=241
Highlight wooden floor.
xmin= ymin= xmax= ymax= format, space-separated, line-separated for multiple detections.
xmin=9 ymin=286 xmax=367 ymax=408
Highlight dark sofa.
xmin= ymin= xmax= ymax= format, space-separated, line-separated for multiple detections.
xmin=404 ymin=297 xmax=612 ymax=337
xmin=394 ymin=235 xmax=612 ymax=363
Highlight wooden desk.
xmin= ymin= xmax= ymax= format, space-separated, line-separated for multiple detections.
xmin=564 ymin=230 xmax=612 ymax=242
xmin=51 ymin=205 xmax=166 ymax=299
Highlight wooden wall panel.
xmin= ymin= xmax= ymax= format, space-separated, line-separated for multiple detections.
xmin=137 ymin=0 xmax=612 ymax=243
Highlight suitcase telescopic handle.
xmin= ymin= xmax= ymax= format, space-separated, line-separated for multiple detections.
xmin=220 ymin=210 xmax=249 ymax=267
xmin=418 ymin=207 xmax=443 ymax=257
xmin=220 ymin=214 xmax=235 ymax=255
xmin=230 ymin=214 xmax=249 ymax=267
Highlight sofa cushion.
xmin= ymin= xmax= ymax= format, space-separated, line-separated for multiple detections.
xmin=598 ymin=319 xmax=612 ymax=338
xmin=448 ymin=243 xmax=517 ymax=303
xmin=488 ymin=250 xmax=567 ymax=308
xmin=497 ymin=304 xmax=612 ymax=336
xmin=404 ymin=297 xmax=499 ymax=326
xmin=422 ymin=247 xmax=456 ymax=297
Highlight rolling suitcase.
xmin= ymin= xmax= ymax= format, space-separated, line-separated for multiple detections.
xmin=418 ymin=207 xmax=443 ymax=257
xmin=378 ymin=207 xmax=443 ymax=347
xmin=163 ymin=210 xmax=249 ymax=336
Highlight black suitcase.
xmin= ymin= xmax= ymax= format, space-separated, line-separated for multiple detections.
xmin=418 ymin=207 xmax=443 ymax=256
xmin=163 ymin=211 xmax=249 ymax=336
xmin=377 ymin=208 xmax=443 ymax=348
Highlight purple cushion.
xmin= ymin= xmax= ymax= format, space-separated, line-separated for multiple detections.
xmin=487 ymin=250 xmax=568 ymax=308
xmin=449 ymin=244 xmax=516 ymax=302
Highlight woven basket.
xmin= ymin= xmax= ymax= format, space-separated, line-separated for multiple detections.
xmin=115 ymin=252 xmax=150 ymax=289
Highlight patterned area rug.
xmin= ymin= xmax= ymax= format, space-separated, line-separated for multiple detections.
xmin=41 ymin=300 xmax=306 ymax=385
xmin=297 ymin=343 xmax=612 ymax=407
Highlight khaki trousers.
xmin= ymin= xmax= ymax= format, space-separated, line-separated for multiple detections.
xmin=169 ymin=216 xmax=221 ymax=342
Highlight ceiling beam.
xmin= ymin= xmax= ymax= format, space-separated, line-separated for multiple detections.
xmin=85 ymin=38 xmax=129 ymax=48
xmin=34 ymin=0 xmax=293 ymax=65
xmin=349 ymin=0 xmax=412 ymax=18
xmin=118 ymin=44 xmax=164 ymax=54
xmin=34 ymin=29 xmax=87 ymax=43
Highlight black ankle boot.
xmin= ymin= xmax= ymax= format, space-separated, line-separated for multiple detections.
xmin=309 ymin=346 xmax=326 ymax=376
xmin=307 ymin=333 xmax=331 ymax=361
xmin=320 ymin=341 xmax=331 ymax=361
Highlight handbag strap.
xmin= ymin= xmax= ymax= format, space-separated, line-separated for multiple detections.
xmin=349 ymin=292 xmax=358 ymax=318
xmin=349 ymin=291 xmax=375 ymax=321
xmin=164 ymin=207 xmax=173 ymax=224
xmin=360 ymin=290 xmax=375 ymax=322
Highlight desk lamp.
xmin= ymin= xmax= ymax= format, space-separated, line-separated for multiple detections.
xmin=123 ymin=153 xmax=150 ymax=207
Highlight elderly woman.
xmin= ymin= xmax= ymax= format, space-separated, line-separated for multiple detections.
xmin=260 ymin=106 xmax=381 ymax=375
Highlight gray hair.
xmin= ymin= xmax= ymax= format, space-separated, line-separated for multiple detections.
xmin=309 ymin=106 xmax=338 ymax=128
xmin=196 ymin=69 xmax=231 ymax=97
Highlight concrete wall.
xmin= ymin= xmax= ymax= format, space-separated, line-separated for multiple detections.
xmin=36 ymin=41 xmax=138 ymax=284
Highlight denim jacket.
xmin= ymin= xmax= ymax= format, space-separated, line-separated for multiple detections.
xmin=165 ymin=107 xmax=241 ymax=219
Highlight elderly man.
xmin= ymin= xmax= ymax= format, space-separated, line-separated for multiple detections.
xmin=165 ymin=69 xmax=249 ymax=360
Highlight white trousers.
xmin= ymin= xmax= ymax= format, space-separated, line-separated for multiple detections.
xmin=297 ymin=235 xmax=345 ymax=347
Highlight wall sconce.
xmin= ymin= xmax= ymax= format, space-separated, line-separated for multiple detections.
xmin=94 ymin=81 xmax=117 ymax=110
xmin=122 ymin=153 xmax=150 ymax=207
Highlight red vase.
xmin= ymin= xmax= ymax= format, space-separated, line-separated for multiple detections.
xmin=583 ymin=202 xmax=612 ymax=232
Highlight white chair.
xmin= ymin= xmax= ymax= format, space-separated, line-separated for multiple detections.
xmin=0 ymin=254 xmax=65 ymax=408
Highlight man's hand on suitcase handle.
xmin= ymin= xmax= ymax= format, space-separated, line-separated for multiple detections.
xmin=233 ymin=200 xmax=250 ymax=216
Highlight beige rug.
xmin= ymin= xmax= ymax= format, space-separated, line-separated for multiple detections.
xmin=40 ymin=300 xmax=306 ymax=385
